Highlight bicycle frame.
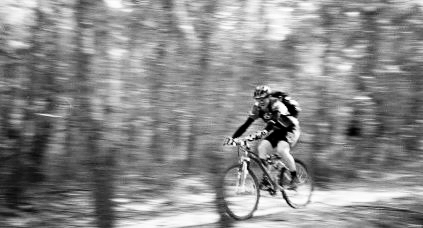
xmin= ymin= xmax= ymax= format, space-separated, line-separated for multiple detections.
xmin=237 ymin=145 xmax=282 ymax=192
xmin=222 ymin=139 xmax=313 ymax=217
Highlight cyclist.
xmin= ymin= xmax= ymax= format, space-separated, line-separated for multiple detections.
xmin=226 ymin=85 xmax=301 ymax=190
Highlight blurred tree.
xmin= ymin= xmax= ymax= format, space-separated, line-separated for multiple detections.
xmin=74 ymin=0 xmax=115 ymax=227
xmin=149 ymin=0 xmax=171 ymax=163
xmin=26 ymin=0 xmax=58 ymax=183
xmin=361 ymin=6 xmax=383 ymax=163
xmin=1 ymin=5 xmax=29 ymax=209
xmin=252 ymin=0 xmax=269 ymax=83
xmin=311 ymin=2 xmax=337 ymax=182
xmin=185 ymin=0 xmax=218 ymax=170
xmin=393 ymin=7 xmax=423 ymax=157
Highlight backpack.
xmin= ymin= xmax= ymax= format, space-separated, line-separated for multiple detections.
xmin=270 ymin=91 xmax=301 ymax=118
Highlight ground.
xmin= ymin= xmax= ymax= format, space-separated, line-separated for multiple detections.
xmin=0 ymin=168 xmax=422 ymax=228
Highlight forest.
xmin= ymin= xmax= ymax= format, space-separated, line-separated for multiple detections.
xmin=0 ymin=0 xmax=422 ymax=227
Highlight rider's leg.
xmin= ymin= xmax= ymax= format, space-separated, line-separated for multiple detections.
xmin=277 ymin=128 xmax=300 ymax=187
xmin=258 ymin=139 xmax=273 ymax=160
xmin=257 ymin=140 xmax=273 ymax=189
xmin=276 ymin=141 xmax=298 ymax=188
xmin=276 ymin=140 xmax=296 ymax=173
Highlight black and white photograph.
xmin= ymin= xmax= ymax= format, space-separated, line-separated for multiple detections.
xmin=0 ymin=0 xmax=422 ymax=227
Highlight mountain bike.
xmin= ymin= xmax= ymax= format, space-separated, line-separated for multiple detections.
xmin=220 ymin=136 xmax=313 ymax=220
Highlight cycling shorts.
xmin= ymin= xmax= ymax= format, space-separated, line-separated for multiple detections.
xmin=264 ymin=127 xmax=300 ymax=148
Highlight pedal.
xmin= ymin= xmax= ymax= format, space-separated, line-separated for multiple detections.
xmin=268 ymin=188 xmax=277 ymax=196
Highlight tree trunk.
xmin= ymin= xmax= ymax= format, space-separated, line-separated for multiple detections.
xmin=27 ymin=2 xmax=58 ymax=182
xmin=399 ymin=13 xmax=423 ymax=156
xmin=347 ymin=7 xmax=381 ymax=164
xmin=1 ymin=26 xmax=27 ymax=208
xmin=75 ymin=0 xmax=114 ymax=227
xmin=149 ymin=41 xmax=166 ymax=163
xmin=253 ymin=0 xmax=269 ymax=83
xmin=149 ymin=1 xmax=169 ymax=163
xmin=185 ymin=0 xmax=218 ymax=170
xmin=310 ymin=5 xmax=336 ymax=184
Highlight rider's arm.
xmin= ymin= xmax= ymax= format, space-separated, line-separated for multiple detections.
xmin=232 ymin=117 xmax=255 ymax=138
xmin=232 ymin=104 xmax=260 ymax=138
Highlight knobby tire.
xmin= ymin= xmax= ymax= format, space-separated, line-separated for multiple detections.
xmin=220 ymin=163 xmax=260 ymax=220
xmin=280 ymin=159 xmax=313 ymax=209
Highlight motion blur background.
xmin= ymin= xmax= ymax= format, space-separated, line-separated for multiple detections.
xmin=0 ymin=0 xmax=422 ymax=227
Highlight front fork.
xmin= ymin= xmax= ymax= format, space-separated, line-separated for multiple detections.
xmin=236 ymin=155 xmax=250 ymax=192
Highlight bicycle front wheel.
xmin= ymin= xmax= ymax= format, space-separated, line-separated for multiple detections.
xmin=281 ymin=159 xmax=313 ymax=209
xmin=221 ymin=163 xmax=260 ymax=220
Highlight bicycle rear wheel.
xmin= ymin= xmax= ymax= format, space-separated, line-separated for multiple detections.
xmin=221 ymin=163 xmax=260 ymax=220
xmin=280 ymin=159 xmax=313 ymax=208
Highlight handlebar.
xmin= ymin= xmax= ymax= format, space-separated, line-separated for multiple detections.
xmin=223 ymin=136 xmax=257 ymax=150
xmin=223 ymin=129 xmax=269 ymax=148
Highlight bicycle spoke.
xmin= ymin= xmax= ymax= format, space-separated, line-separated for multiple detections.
xmin=221 ymin=164 xmax=260 ymax=220
xmin=281 ymin=160 xmax=313 ymax=209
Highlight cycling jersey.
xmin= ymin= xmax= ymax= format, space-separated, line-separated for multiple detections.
xmin=232 ymin=97 xmax=299 ymax=139
xmin=249 ymin=97 xmax=295 ymax=130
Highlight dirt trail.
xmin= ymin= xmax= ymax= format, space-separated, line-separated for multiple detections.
xmin=1 ymin=171 xmax=421 ymax=228
xmin=115 ymin=178 xmax=423 ymax=228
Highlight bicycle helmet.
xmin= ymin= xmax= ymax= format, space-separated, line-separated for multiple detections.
xmin=253 ymin=85 xmax=272 ymax=99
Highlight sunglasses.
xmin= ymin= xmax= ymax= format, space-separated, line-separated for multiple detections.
xmin=255 ymin=96 xmax=269 ymax=102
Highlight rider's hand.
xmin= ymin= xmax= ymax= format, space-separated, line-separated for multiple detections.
xmin=224 ymin=137 xmax=247 ymax=147
xmin=224 ymin=137 xmax=237 ymax=146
